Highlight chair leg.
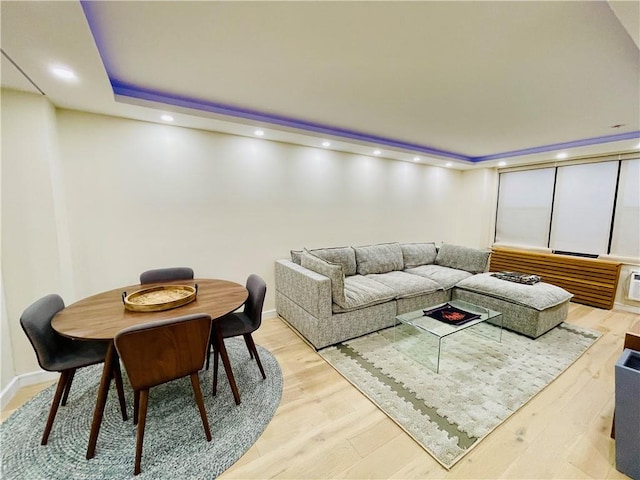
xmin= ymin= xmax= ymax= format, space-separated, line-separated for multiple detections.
xmin=243 ymin=334 xmax=254 ymax=359
xmin=245 ymin=334 xmax=266 ymax=380
xmin=205 ymin=342 xmax=212 ymax=370
xmin=61 ymin=368 xmax=76 ymax=406
xmin=133 ymin=390 xmax=140 ymax=426
xmin=212 ymin=323 xmax=241 ymax=404
xmin=112 ymin=360 xmax=128 ymax=421
xmin=86 ymin=342 xmax=117 ymax=460
xmin=212 ymin=342 xmax=219 ymax=396
xmin=133 ymin=389 xmax=149 ymax=476
xmin=190 ymin=373 xmax=212 ymax=442
xmin=41 ymin=370 xmax=71 ymax=445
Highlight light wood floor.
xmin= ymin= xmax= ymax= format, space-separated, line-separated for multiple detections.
xmin=2 ymin=303 xmax=638 ymax=479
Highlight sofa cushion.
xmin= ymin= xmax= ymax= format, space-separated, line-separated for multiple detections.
xmin=354 ymin=243 xmax=404 ymax=275
xmin=332 ymin=275 xmax=396 ymax=313
xmin=455 ymin=272 xmax=573 ymax=311
xmin=435 ymin=243 xmax=490 ymax=273
xmin=400 ymin=243 xmax=437 ymax=268
xmin=405 ymin=264 xmax=473 ymax=290
xmin=310 ymin=246 xmax=357 ymax=276
xmin=367 ymin=271 xmax=442 ymax=298
xmin=300 ymin=249 xmax=346 ymax=306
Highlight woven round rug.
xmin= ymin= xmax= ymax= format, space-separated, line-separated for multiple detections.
xmin=1 ymin=338 xmax=282 ymax=479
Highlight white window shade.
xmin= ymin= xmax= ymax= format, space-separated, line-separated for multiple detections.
xmin=550 ymin=161 xmax=618 ymax=255
xmin=495 ymin=168 xmax=555 ymax=248
xmin=610 ymin=159 xmax=640 ymax=258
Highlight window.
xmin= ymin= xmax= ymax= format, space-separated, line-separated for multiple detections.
xmin=495 ymin=168 xmax=555 ymax=248
xmin=549 ymin=161 xmax=618 ymax=255
xmin=494 ymin=158 xmax=639 ymax=258
xmin=610 ymin=159 xmax=640 ymax=258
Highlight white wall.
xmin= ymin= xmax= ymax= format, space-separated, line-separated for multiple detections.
xmin=1 ymin=249 xmax=15 ymax=392
xmin=0 ymin=97 xmax=12 ymax=390
xmin=1 ymin=90 xmax=64 ymax=379
xmin=56 ymin=110 xmax=466 ymax=303
xmin=457 ymin=168 xmax=499 ymax=248
xmin=4 ymin=91 xmax=494 ymax=377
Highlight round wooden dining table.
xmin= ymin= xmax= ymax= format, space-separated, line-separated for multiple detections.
xmin=52 ymin=278 xmax=248 ymax=460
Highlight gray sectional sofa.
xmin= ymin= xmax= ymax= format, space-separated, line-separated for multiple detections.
xmin=275 ymin=242 xmax=574 ymax=349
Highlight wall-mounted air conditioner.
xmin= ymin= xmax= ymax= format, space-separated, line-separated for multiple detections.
xmin=628 ymin=271 xmax=640 ymax=301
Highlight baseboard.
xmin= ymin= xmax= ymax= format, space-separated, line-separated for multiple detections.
xmin=614 ymin=302 xmax=640 ymax=314
xmin=263 ymin=308 xmax=277 ymax=320
xmin=0 ymin=370 xmax=58 ymax=410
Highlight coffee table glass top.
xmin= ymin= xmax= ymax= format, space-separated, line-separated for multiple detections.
xmin=395 ymin=299 xmax=501 ymax=339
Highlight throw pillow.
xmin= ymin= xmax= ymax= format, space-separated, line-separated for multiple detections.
xmin=300 ymin=249 xmax=346 ymax=306
xmin=354 ymin=243 xmax=404 ymax=275
xmin=400 ymin=243 xmax=437 ymax=268
xmin=309 ymin=246 xmax=357 ymax=276
xmin=435 ymin=243 xmax=491 ymax=273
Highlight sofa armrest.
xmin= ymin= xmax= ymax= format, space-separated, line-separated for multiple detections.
xmin=275 ymin=259 xmax=332 ymax=319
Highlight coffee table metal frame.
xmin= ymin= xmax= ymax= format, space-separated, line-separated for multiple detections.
xmin=394 ymin=299 xmax=503 ymax=373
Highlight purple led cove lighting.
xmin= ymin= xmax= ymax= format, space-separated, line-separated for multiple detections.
xmin=114 ymin=81 xmax=640 ymax=163
xmin=472 ymin=131 xmax=640 ymax=162
xmin=80 ymin=1 xmax=116 ymax=77
xmin=80 ymin=1 xmax=640 ymax=163
xmin=112 ymin=81 xmax=468 ymax=161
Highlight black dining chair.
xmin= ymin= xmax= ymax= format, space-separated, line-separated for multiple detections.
xmin=115 ymin=313 xmax=212 ymax=475
xmin=139 ymin=267 xmax=194 ymax=285
xmin=207 ymin=274 xmax=267 ymax=396
xmin=19 ymin=294 xmax=128 ymax=445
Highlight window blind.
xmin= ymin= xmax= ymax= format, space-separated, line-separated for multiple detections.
xmin=610 ymin=159 xmax=640 ymax=258
xmin=495 ymin=168 xmax=555 ymax=248
xmin=549 ymin=161 xmax=618 ymax=255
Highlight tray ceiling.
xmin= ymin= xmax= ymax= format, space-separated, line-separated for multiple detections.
xmin=2 ymin=1 xmax=639 ymax=167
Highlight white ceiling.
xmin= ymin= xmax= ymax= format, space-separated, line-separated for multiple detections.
xmin=2 ymin=0 xmax=639 ymax=169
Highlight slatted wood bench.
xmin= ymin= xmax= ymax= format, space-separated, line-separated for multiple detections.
xmin=489 ymin=247 xmax=622 ymax=310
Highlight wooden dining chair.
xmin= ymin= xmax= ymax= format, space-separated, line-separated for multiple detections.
xmin=139 ymin=267 xmax=194 ymax=285
xmin=207 ymin=274 xmax=267 ymax=397
xmin=19 ymin=294 xmax=128 ymax=445
xmin=114 ymin=313 xmax=212 ymax=475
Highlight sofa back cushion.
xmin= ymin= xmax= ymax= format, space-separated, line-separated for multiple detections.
xmin=400 ymin=243 xmax=437 ymax=268
xmin=435 ymin=243 xmax=490 ymax=274
xmin=290 ymin=250 xmax=303 ymax=265
xmin=300 ymin=249 xmax=346 ymax=306
xmin=354 ymin=243 xmax=404 ymax=275
xmin=309 ymin=246 xmax=357 ymax=276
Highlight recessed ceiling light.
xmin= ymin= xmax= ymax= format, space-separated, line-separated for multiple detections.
xmin=161 ymin=114 xmax=174 ymax=122
xmin=445 ymin=162 xmax=453 ymax=167
xmin=50 ymin=65 xmax=77 ymax=81
xmin=556 ymin=152 xmax=568 ymax=159
xmin=413 ymin=157 xmax=420 ymax=162
xmin=254 ymin=129 xmax=265 ymax=137
xmin=373 ymin=150 xmax=382 ymax=156
xmin=498 ymin=161 xmax=507 ymax=167
xmin=322 ymin=141 xmax=331 ymax=147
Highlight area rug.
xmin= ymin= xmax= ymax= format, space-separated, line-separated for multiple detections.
xmin=319 ymin=322 xmax=600 ymax=469
xmin=1 ymin=338 xmax=282 ymax=479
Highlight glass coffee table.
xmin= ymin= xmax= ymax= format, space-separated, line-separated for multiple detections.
xmin=394 ymin=299 xmax=503 ymax=373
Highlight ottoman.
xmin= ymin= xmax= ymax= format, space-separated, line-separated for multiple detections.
xmin=452 ymin=272 xmax=573 ymax=338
